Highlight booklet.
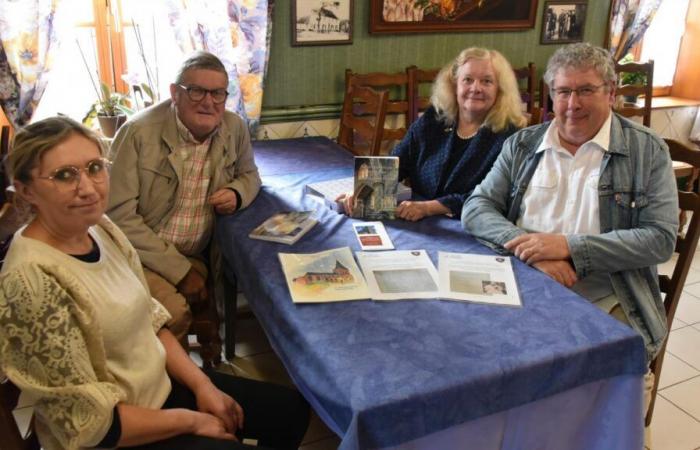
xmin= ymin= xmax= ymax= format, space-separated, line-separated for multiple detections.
xmin=356 ymin=250 xmax=439 ymax=300
xmin=305 ymin=175 xmax=410 ymax=213
xmin=351 ymin=156 xmax=401 ymax=220
xmin=352 ymin=221 xmax=394 ymax=251
xmin=438 ymin=252 xmax=521 ymax=306
xmin=249 ymin=211 xmax=317 ymax=245
xmin=278 ymin=247 xmax=370 ymax=303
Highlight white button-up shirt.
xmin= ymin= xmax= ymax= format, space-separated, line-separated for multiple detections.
xmin=517 ymin=113 xmax=614 ymax=301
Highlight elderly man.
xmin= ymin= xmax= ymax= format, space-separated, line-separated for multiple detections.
xmin=462 ymin=43 xmax=677 ymax=401
xmin=108 ymin=51 xmax=261 ymax=343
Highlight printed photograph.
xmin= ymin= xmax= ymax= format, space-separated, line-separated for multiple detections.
xmin=355 ymin=225 xmax=378 ymax=235
xmin=450 ymin=270 xmax=492 ymax=295
xmin=374 ymin=268 xmax=438 ymax=293
xmin=292 ymin=0 xmax=353 ymax=46
xmin=359 ymin=235 xmax=383 ymax=246
xmin=540 ymin=1 xmax=587 ymax=44
xmin=482 ymin=281 xmax=507 ymax=296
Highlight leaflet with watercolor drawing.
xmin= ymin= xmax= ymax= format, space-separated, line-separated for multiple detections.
xmin=278 ymin=247 xmax=369 ymax=303
xmin=438 ymin=252 xmax=521 ymax=306
xmin=355 ymin=250 xmax=439 ymax=300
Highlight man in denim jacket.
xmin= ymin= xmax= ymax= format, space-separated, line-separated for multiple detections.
xmin=462 ymin=43 xmax=678 ymax=365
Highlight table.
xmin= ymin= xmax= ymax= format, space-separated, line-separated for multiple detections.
xmin=217 ymin=137 xmax=647 ymax=450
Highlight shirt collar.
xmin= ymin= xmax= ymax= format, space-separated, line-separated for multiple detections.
xmin=536 ymin=111 xmax=613 ymax=155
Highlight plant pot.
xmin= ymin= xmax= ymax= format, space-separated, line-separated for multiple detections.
xmin=98 ymin=114 xmax=127 ymax=138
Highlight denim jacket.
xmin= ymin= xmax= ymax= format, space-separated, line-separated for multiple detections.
xmin=462 ymin=114 xmax=678 ymax=361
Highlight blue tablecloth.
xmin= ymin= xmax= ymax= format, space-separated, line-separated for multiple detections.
xmin=217 ymin=137 xmax=647 ymax=449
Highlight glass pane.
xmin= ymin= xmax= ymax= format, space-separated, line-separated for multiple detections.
xmin=62 ymin=0 xmax=94 ymax=24
xmin=641 ymin=0 xmax=690 ymax=87
xmin=34 ymin=28 xmax=101 ymax=123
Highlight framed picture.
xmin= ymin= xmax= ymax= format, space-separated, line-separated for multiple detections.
xmin=292 ymin=0 xmax=353 ymax=46
xmin=369 ymin=0 xmax=538 ymax=34
xmin=540 ymin=1 xmax=587 ymax=44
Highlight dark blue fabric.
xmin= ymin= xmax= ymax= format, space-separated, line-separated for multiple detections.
xmin=217 ymin=138 xmax=647 ymax=450
xmin=390 ymin=107 xmax=518 ymax=216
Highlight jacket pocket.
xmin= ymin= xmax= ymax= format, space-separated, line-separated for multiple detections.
xmin=613 ymin=191 xmax=648 ymax=228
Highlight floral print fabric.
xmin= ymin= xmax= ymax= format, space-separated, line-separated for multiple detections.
xmin=608 ymin=0 xmax=663 ymax=61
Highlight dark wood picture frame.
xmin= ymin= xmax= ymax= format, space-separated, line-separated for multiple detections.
xmin=369 ymin=0 xmax=538 ymax=34
xmin=292 ymin=0 xmax=354 ymax=46
xmin=540 ymin=1 xmax=587 ymax=44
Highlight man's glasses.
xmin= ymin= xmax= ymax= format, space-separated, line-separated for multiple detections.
xmin=551 ymin=84 xmax=608 ymax=101
xmin=37 ymin=158 xmax=111 ymax=192
xmin=177 ymin=84 xmax=228 ymax=104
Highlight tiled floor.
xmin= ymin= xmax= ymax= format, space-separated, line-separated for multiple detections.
xmin=223 ymin=251 xmax=700 ymax=450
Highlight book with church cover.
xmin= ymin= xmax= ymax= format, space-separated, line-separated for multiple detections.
xmin=278 ymin=247 xmax=369 ymax=303
xmin=350 ymin=156 xmax=400 ymax=220
xmin=249 ymin=211 xmax=317 ymax=245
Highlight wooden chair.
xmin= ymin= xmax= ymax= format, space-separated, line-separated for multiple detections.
xmin=513 ymin=62 xmax=536 ymax=114
xmin=614 ymin=60 xmax=654 ymax=127
xmin=1 ymin=126 xmax=11 ymax=205
xmin=342 ymin=70 xmax=409 ymax=151
xmin=337 ymin=84 xmax=388 ymax=156
xmin=0 ymin=377 xmax=40 ymax=450
xmin=538 ymin=80 xmax=555 ymax=124
xmin=645 ymin=139 xmax=700 ymax=426
xmin=406 ymin=66 xmax=440 ymax=127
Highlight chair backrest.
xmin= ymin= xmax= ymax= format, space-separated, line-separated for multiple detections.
xmin=614 ymin=60 xmax=654 ymax=127
xmin=645 ymin=138 xmax=700 ymax=426
xmin=343 ymin=70 xmax=409 ymax=147
xmin=0 ymin=376 xmax=40 ymax=450
xmin=538 ymin=80 xmax=555 ymax=124
xmin=406 ymin=65 xmax=440 ymax=127
xmin=337 ymin=84 xmax=389 ymax=156
xmin=513 ymin=62 xmax=536 ymax=114
xmin=0 ymin=126 xmax=11 ymax=204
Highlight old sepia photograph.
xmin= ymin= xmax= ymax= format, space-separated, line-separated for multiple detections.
xmin=541 ymin=1 xmax=587 ymax=44
xmin=292 ymin=0 xmax=353 ymax=46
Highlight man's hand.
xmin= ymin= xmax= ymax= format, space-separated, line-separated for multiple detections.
xmin=194 ymin=382 xmax=244 ymax=435
xmin=504 ymin=233 xmax=571 ymax=264
xmin=209 ymin=189 xmax=238 ymax=215
xmin=396 ymin=200 xmax=430 ymax=222
xmin=335 ymin=192 xmax=354 ymax=215
xmin=532 ymin=260 xmax=578 ymax=287
xmin=177 ymin=267 xmax=208 ymax=305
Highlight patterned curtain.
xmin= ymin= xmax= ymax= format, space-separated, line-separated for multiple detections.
xmin=164 ymin=0 xmax=274 ymax=128
xmin=608 ymin=0 xmax=664 ymax=61
xmin=0 ymin=0 xmax=65 ymax=129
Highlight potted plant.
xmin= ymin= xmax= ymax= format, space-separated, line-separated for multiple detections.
xmin=82 ymin=81 xmax=132 ymax=138
xmin=617 ymin=54 xmax=648 ymax=104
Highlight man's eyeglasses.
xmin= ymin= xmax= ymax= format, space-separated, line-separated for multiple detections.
xmin=177 ymin=84 xmax=228 ymax=104
xmin=37 ymin=158 xmax=111 ymax=192
xmin=551 ymin=84 xmax=608 ymax=101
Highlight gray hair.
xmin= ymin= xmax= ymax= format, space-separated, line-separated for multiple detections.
xmin=543 ymin=43 xmax=617 ymax=88
xmin=174 ymin=51 xmax=228 ymax=85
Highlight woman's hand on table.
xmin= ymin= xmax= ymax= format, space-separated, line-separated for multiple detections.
xmin=336 ymin=192 xmax=355 ymax=215
xmin=396 ymin=200 xmax=450 ymax=222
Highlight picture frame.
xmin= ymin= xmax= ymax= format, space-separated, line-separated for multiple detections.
xmin=540 ymin=1 xmax=587 ymax=44
xmin=292 ymin=0 xmax=353 ymax=46
xmin=369 ymin=0 xmax=538 ymax=34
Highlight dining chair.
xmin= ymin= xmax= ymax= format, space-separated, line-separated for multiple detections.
xmin=614 ymin=60 xmax=654 ymax=127
xmin=513 ymin=62 xmax=536 ymax=114
xmin=1 ymin=126 xmax=11 ymax=205
xmin=645 ymin=138 xmax=700 ymax=426
xmin=342 ymin=69 xmax=409 ymax=151
xmin=337 ymin=84 xmax=389 ymax=156
xmin=406 ymin=65 xmax=440 ymax=127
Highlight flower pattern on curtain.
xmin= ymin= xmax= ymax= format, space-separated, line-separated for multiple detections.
xmin=164 ymin=0 xmax=273 ymax=128
xmin=608 ymin=0 xmax=663 ymax=61
xmin=0 ymin=0 xmax=65 ymax=129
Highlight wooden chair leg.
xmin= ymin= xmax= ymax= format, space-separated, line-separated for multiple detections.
xmin=190 ymin=299 xmax=222 ymax=370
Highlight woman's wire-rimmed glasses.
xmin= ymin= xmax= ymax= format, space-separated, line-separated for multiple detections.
xmin=177 ymin=84 xmax=229 ymax=104
xmin=36 ymin=158 xmax=112 ymax=192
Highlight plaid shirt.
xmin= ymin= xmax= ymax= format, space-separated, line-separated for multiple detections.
xmin=157 ymin=114 xmax=216 ymax=256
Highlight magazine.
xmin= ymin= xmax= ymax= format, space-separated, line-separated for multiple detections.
xmin=305 ymin=175 xmax=410 ymax=213
xmin=278 ymin=247 xmax=370 ymax=303
xmin=352 ymin=221 xmax=394 ymax=251
xmin=249 ymin=211 xmax=317 ymax=245
xmin=355 ymin=250 xmax=439 ymax=300
xmin=438 ymin=252 xmax=521 ymax=306
xmin=351 ymin=156 xmax=400 ymax=220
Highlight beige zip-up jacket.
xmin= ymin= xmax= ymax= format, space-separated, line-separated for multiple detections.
xmin=107 ymin=100 xmax=261 ymax=285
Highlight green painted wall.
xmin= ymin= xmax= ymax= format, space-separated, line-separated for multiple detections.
xmin=262 ymin=0 xmax=611 ymax=118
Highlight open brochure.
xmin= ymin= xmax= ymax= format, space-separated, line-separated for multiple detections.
xmin=305 ymin=176 xmax=410 ymax=213
xmin=249 ymin=211 xmax=317 ymax=245
xmin=438 ymin=252 xmax=521 ymax=306
xmin=352 ymin=221 xmax=394 ymax=251
xmin=279 ymin=247 xmax=369 ymax=303
xmin=356 ymin=250 xmax=439 ymax=300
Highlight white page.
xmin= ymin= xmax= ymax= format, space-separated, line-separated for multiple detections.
xmin=352 ymin=221 xmax=394 ymax=250
xmin=438 ymin=252 xmax=521 ymax=307
xmin=356 ymin=250 xmax=439 ymax=300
